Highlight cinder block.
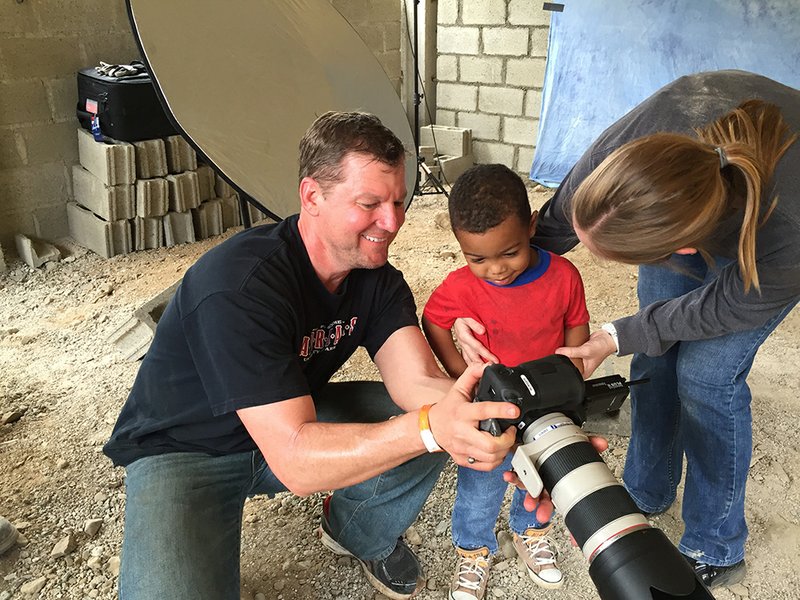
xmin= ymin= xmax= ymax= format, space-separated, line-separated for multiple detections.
xmin=419 ymin=125 xmax=472 ymax=157
xmin=133 ymin=139 xmax=168 ymax=179
xmin=72 ymin=165 xmax=135 ymax=222
xmin=133 ymin=216 xmax=164 ymax=251
xmin=108 ymin=280 xmax=181 ymax=361
xmin=418 ymin=145 xmax=436 ymax=165
xmin=215 ymin=174 xmax=236 ymax=198
xmin=164 ymin=135 xmax=197 ymax=174
xmin=76 ymin=128 xmax=135 ymax=186
xmin=196 ymin=164 xmax=216 ymax=201
xmin=163 ymin=211 xmax=196 ymax=246
xmin=14 ymin=233 xmax=61 ymax=268
xmin=437 ymin=154 xmax=474 ymax=184
xmin=166 ymin=171 xmax=200 ymax=212
xmin=67 ymin=202 xmax=132 ymax=258
xmin=248 ymin=201 xmax=270 ymax=224
xmin=219 ymin=194 xmax=242 ymax=230
xmin=192 ymin=200 xmax=223 ymax=240
xmin=136 ymin=178 xmax=169 ymax=218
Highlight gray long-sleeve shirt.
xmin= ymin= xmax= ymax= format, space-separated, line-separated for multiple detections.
xmin=532 ymin=70 xmax=800 ymax=356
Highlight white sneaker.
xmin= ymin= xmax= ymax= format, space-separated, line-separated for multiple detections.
xmin=512 ymin=525 xmax=563 ymax=589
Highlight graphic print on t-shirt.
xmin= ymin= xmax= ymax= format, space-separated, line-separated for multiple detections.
xmin=299 ymin=316 xmax=359 ymax=361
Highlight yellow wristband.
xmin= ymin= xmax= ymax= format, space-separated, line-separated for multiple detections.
xmin=419 ymin=404 xmax=443 ymax=453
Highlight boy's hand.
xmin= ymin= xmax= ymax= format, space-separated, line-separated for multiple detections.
xmin=453 ymin=318 xmax=499 ymax=366
xmin=428 ymin=364 xmax=518 ymax=470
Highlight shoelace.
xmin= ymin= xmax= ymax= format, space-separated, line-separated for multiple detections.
xmin=455 ymin=555 xmax=489 ymax=591
xmin=519 ymin=534 xmax=557 ymax=566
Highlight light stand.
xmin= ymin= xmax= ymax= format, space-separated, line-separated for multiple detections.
xmin=411 ymin=0 xmax=448 ymax=198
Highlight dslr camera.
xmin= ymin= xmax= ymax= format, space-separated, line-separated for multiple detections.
xmin=475 ymin=354 xmax=714 ymax=600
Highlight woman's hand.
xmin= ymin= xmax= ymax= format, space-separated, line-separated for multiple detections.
xmin=555 ymin=329 xmax=617 ymax=377
xmin=453 ymin=318 xmax=499 ymax=366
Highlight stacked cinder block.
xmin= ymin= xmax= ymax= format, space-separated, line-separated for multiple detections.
xmin=69 ymin=128 xmax=251 ymax=258
xmin=69 ymin=129 xmax=135 ymax=258
xmin=419 ymin=125 xmax=474 ymax=185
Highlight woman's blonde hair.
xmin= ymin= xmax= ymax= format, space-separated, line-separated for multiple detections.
xmin=572 ymin=100 xmax=797 ymax=292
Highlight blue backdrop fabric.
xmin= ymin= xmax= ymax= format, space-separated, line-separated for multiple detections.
xmin=530 ymin=1 xmax=800 ymax=187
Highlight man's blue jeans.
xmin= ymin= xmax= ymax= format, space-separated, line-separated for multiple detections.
xmin=451 ymin=452 xmax=549 ymax=554
xmin=624 ymin=254 xmax=798 ymax=567
xmin=118 ymin=382 xmax=448 ymax=600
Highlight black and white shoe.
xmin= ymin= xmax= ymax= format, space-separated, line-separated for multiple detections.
xmin=318 ymin=495 xmax=423 ymax=599
xmin=685 ymin=555 xmax=746 ymax=589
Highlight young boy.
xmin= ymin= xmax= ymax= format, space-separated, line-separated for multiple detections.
xmin=422 ymin=164 xmax=590 ymax=600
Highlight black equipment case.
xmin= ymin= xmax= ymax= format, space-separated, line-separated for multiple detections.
xmin=76 ymin=67 xmax=177 ymax=142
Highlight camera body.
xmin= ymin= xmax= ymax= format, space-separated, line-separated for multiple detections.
xmin=475 ymin=353 xmax=629 ymax=438
xmin=474 ymin=354 xmax=715 ymax=600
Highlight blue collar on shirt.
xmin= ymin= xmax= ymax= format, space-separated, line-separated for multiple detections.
xmin=485 ymin=247 xmax=551 ymax=288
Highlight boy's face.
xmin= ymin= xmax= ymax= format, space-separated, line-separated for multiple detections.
xmin=455 ymin=212 xmax=537 ymax=286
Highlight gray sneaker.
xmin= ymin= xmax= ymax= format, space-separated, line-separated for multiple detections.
xmin=512 ymin=524 xmax=563 ymax=589
xmin=448 ymin=546 xmax=491 ymax=600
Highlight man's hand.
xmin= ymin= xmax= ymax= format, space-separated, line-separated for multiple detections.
xmin=555 ymin=329 xmax=617 ymax=377
xmin=453 ymin=318 xmax=499 ymax=366
xmin=503 ymin=435 xmax=609 ymax=521
xmin=428 ymin=363 xmax=518 ymax=470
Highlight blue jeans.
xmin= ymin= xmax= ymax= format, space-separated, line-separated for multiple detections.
xmin=624 ymin=254 xmax=798 ymax=567
xmin=451 ymin=452 xmax=549 ymax=554
xmin=118 ymin=382 xmax=448 ymax=600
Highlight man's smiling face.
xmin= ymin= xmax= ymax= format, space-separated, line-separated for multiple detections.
xmin=315 ymin=152 xmax=407 ymax=271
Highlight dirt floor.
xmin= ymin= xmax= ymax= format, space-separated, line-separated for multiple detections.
xmin=1 ymin=186 xmax=798 ymax=600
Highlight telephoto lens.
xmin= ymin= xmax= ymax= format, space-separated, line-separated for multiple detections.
xmin=512 ymin=414 xmax=714 ymax=599
xmin=475 ymin=356 xmax=715 ymax=600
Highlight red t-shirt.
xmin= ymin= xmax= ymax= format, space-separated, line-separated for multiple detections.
xmin=423 ymin=249 xmax=590 ymax=367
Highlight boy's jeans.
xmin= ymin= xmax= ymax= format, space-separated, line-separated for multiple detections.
xmin=118 ymin=382 xmax=447 ymax=600
xmin=623 ymin=254 xmax=798 ymax=566
xmin=451 ymin=452 xmax=549 ymax=554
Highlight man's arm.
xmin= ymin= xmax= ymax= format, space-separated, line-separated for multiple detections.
xmin=237 ymin=326 xmax=519 ymax=496
xmin=237 ymin=392 xmax=427 ymax=497
xmin=374 ymin=326 xmax=519 ymax=464
xmin=421 ymin=316 xmax=469 ymax=378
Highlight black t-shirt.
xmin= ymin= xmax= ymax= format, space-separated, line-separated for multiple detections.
xmin=104 ymin=215 xmax=418 ymax=466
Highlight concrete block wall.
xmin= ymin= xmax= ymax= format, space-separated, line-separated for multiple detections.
xmin=0 ymin=0 xmax=139 ymax=252
xmin=0 ymin=0 xmax=401 ymax=255
xmin=435 ymin=0 xmax=550 ymax=175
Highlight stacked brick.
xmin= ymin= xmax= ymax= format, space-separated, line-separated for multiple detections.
xmin=68 ymin=128 xmax=260 ymax=259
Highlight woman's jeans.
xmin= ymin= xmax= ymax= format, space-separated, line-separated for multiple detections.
xmin=118 ymin=382 xmax=448 ymax=600
xmin=451 ymin=452 xmax=549 ymax=554
xmin=624 ymin=254 xmax=798 ymax=567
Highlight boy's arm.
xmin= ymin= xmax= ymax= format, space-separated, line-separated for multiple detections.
xmin=563 ymin=323 xmax=590 ymax=376
xmin=422 ymin=316 xmax=469 ymax=378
